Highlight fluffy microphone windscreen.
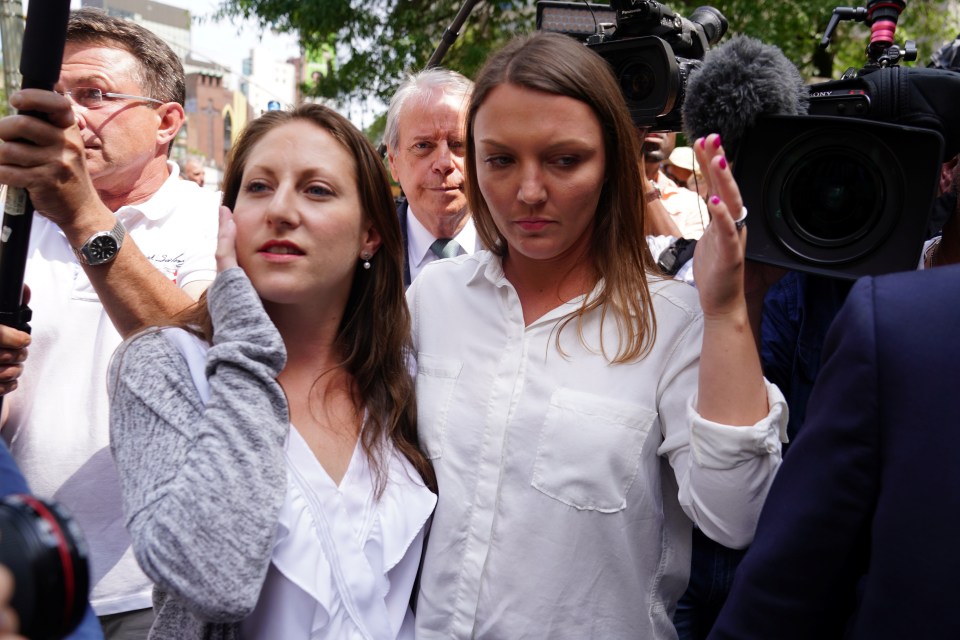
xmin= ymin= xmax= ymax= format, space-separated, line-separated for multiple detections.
xmin=682 ymin=35 xmax=809 ymax=156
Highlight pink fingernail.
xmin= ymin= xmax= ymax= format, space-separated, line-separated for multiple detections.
xmin=699 ymin=137 xmax=707 ymax=150
xmin=713 ymin=135 xmax=722 ymax=149
xmin=718 ymin=156 xmax=728 ymax=170
xmin=710 ymin=195 xmax=721 ymax=205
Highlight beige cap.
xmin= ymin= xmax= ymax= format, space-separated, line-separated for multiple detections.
xmin=668 ymin=146 xmax=700 ymax=173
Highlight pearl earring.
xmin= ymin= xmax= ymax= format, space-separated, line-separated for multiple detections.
xmin=361 ymin=251 xmax=372 ymax=270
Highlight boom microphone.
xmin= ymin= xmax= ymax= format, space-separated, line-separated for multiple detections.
xmin=681 ymin=35 xmax=809 ymax=157
xmin=0 ymin=0 xmax=71 ymax=326
xmin=20 ymin=0 xmax=72 ymax=92
xmin=0 ymin=0 xmax=72 ymax=417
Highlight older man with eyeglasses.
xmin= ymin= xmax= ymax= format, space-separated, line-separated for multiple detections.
xmin=0 ymin=8 xmax=218 ymax=639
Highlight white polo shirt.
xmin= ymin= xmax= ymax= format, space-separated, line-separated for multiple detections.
xmin=3 ymin=163 xmax=219 ymax=615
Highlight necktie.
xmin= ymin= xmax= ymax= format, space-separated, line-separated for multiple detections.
xmin=430 ymin=238 xmax=462 ymax=259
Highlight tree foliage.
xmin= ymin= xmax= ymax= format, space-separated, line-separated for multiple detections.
xmin=682 ymin=0 xmax=958 ymax=80
xmin=215 ymin=0 xmax=535 ymax=108
xmin=215 ymin=0 xmax=958 ymax=111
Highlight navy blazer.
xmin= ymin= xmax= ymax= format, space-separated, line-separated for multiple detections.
xmin=0 ymin=441 xmax=30 ymax=495
xmin=397 ymin=199 xmax=412 ymax=287
xmin=710 ymin=264 xmax=960 ymax=640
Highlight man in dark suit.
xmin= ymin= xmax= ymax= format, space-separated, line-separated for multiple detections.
xmin=709 ymin=263 xmax=960 ymax=640
xmin=384 ymin=68 xmax=475 ymax=285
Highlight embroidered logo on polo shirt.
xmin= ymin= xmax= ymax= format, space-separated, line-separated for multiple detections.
xmin=146 ymin=253 xmax=186 ymax=281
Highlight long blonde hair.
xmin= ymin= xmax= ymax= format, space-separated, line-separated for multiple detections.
xmin=466 ymin=32 xmax=660 ymax=363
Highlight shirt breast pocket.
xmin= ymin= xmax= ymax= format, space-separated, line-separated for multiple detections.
xmin=415 ymin=354 xmax=462 ymax=460
xmin=531 ymin=388 xmax=657 ymax=513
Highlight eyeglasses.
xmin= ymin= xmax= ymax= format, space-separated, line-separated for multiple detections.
xmin=57 ymin=87 xmax=165 ymax=109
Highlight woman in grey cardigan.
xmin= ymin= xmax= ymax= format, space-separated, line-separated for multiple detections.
xmin=108 ymin=104 xmax=436 ymax=639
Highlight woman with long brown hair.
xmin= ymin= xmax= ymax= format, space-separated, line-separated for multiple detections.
xmin=408 ymin=32 xmax=786 ymax=639
xmin=108 ymin=103 xmax=434 ymax=639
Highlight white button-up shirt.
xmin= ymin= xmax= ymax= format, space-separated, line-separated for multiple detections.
xmin=407 ymin=251 xmax=785 ymax=639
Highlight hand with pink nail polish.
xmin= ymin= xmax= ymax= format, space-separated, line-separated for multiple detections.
xmin=0 ymin=565 xmax=25 ymax=640
xmin=690 ymin=134 xmax=769 ymax=428
xmin=692 ymin=133 xmax=748 ymax=318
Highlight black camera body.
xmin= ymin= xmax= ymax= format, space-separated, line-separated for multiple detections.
xmin=535 ymin=1 xmax=727 ymax=131
xmin=737 ymin=113 xmax=942 ymax=279
xmin=730 ymin=0 xmax=960 ymax=279
xmin=737 ymin=65 xmax=960 ymax=279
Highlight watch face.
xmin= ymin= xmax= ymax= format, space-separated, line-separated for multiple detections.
xmin=89 ymin=236 xmax=119 ymax=262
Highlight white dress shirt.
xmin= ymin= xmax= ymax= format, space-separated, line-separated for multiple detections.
xmin=407 ymin=251 xmax=786 ymax=639
xmin=406 ymin=209 xmax=477 ymax=282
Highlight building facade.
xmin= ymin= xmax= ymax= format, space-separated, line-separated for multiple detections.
xmin=81 ymin=0 xmax=190 ymax=59
xmin=182 ymin=63 xmax=250 ymax=174
xmin=240 ymin=45 xmax=298 ymax=116
xmin=80 ymin=0 xmax=254 ymax=173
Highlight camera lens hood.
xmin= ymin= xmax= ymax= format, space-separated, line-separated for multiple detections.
xmin=0 ymin=495 xmax=90 ymax=640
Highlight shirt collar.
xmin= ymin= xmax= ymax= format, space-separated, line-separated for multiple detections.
xmin=470 ymin=250 xmax=503 ymax=286
xmin=469 ymin=250 xmax=607 ymax=323
xmin=654 ymin=169 xmax=683 ymax=197
xmin=115 ymin=161 xmax=199 ymax=223
xmin=406 ymin=208 xmax=477 ymax=268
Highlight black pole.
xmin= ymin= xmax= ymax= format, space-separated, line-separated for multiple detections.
xmin=425 ymin=0 xmax=484 ymax=69
xmin=378 ymin=0 xmax=481 ymax=160
xmin=0 ymin=0 xmax=72 ymax=414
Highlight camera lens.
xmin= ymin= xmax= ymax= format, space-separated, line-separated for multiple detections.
xmin=0 ymin=495 xmax=90 ymax=640
xmin=783 ymin=147 xmax=884 ymax=244
xmin=688 ymin=6 xmax=728 ymax=45
xmin=618 ymin=59 xmax=657 ymax=104
xmin=589 ymin=36 xmax=678 ymax=126
xmin=752 ymin=120 xmax=907 ymax=266
xmin=740 ymin=115 xmax=942 ymax=277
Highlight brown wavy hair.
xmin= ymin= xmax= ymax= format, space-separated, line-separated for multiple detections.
xmin=180 ymin=103 xmax=434 ymax=495
xmin=465 ymin=32 xmax=660 ymax=363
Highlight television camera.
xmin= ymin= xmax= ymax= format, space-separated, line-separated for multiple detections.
xmin=536 ymin=0 xmax=727 ymax=130
xmin=734 ymin=0 xmax=960 ymax=278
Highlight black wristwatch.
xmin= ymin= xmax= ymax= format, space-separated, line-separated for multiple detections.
xmin=74 ymin=219 xmax=126 ymax=266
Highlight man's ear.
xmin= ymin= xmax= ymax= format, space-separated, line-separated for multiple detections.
xmin=156 ymin=101 xmax=186 ymax=150
xmin=387 ymin=146 xmax=401 ymax=183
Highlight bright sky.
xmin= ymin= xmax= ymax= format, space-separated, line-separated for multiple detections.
xmin=18 ymin=0 xmax=379 ymax=126
xmin=167 ymin=0 xmax=300 ymax=87
xmin=19 ymin=0 xmax=300 ymax=89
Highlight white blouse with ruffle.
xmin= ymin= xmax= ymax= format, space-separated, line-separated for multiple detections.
xmin=241 ymin=425 xmax=436 ymax=640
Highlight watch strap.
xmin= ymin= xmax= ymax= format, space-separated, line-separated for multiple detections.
xmin=74 ymin=219 xmax=126 ymax=265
